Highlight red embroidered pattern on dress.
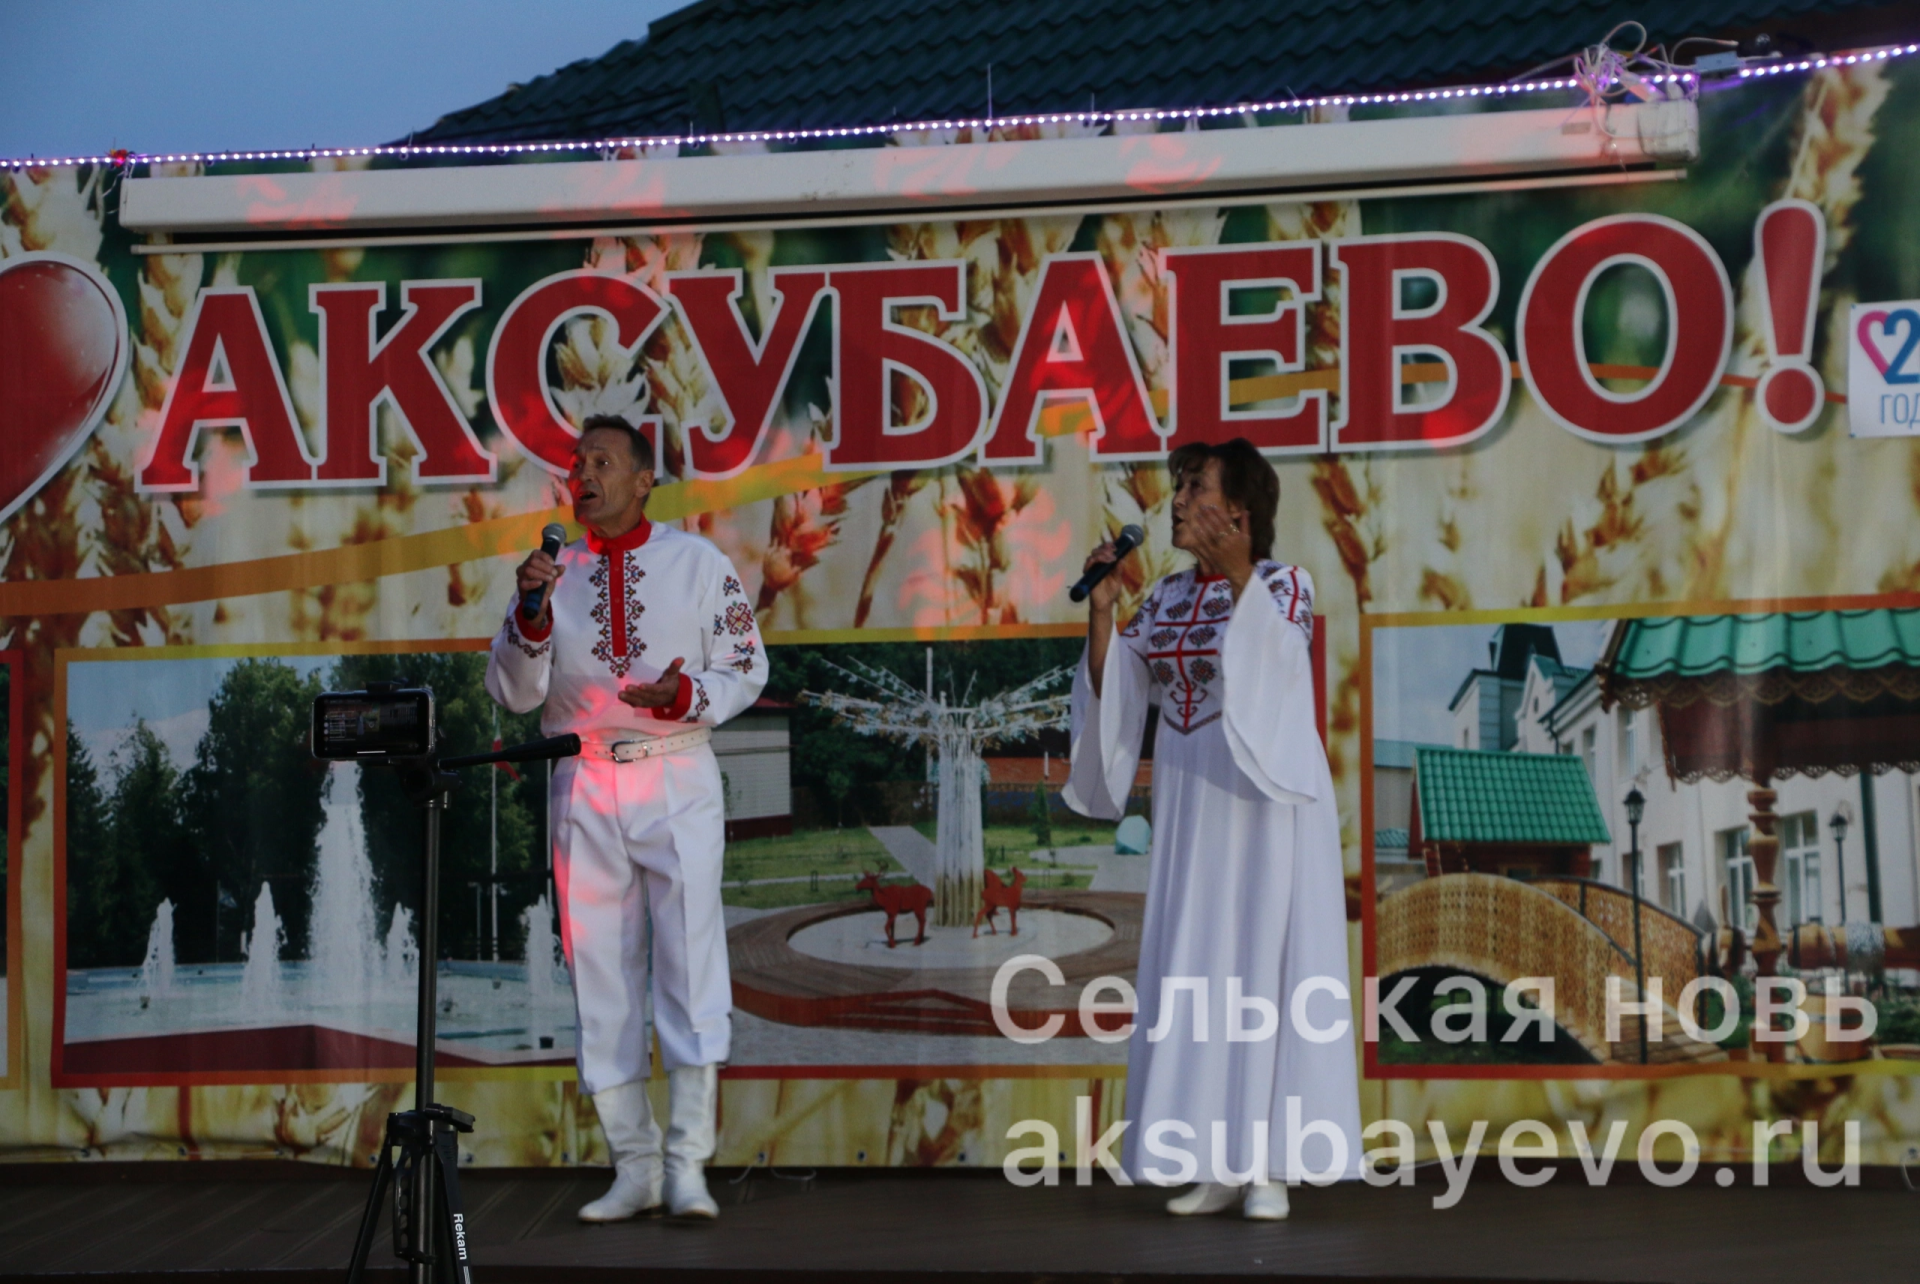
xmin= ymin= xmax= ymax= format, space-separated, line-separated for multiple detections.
xmin=728 ymin=639 xmax=758 ymax=673
xmin=685 ymin=678 xmax=710 ymax=722
xmin=589 ymin=551 xmax=648 ymax=679
xmin=1143 ymin=572 xmax=1235 ymax=734
xmin=723 ymin=601 xmax=755 ymax=635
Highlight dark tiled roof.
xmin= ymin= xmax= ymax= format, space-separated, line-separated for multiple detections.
xmin=411 ymin=0 xmax=1891 ymax=144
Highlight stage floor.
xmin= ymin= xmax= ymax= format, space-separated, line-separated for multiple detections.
xmin=0 ymin=1164 xmax=1914 ymax=1282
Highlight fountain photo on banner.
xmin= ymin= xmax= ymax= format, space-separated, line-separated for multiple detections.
xmin=721 ymin=635 xmax=1162 ymax=1072
xmin=55 ymin=646 xmax=567 ymax=1084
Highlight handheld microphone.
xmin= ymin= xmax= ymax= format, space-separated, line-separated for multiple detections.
xmin=1069 ymin=524 xmax=1145 ymax=603
xmin=520 ymin=523 xmax=568 ymax=620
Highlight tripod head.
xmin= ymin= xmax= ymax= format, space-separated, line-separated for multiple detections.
xmin=313 ymin=679 xmax=580 ymax=805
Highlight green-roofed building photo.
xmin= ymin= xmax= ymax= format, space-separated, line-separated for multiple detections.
xmin=1371 ymin=611 xmax=1920 ymax=1069
xmin=1408 ymin=746 xmax=1611 ymax=879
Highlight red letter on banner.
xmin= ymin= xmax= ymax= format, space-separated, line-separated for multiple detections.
xmin=981 ymin=253 xmax=1161 ymax=462
xmin=312 ymin=280 xmax=491 ymax=484
xmin=486 ymin=271 xmax=669 ymax=474
xmin=823 ymin=262 xmax=986 ymax=470
xmin=138 ymin=288 xmax=313 ymax=492
xmin=1517 ymin=214 xmax=1732 ymax=443
xmin=1162 ymin=244 xmax=1325 ymax=453
xmin=1331 ymin=234 xmax=1509 ymax=451
xmin=667 ymin=268 xmax=828 ymax=478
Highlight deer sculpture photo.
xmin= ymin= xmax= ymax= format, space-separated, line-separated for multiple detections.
xmin=855 ymin=871 xmax=933 ymax=947
xmin=972 ymin=867 xmax=1027 ymax=938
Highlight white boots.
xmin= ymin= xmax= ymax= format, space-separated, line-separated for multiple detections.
xmin=578 ymin=1079 xmax=664 ymax=1222
xmin=663 ymin=1063 xmax=720 ymax=1218
xmin=1165 ymin=1182 xmax=1290 ymax=1220
xmin=577 ymin=1064 xmax=721 ymax=1222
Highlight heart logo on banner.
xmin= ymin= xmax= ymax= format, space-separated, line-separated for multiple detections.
xmin=0 ymin=253 xmax=130 ymax=524
xmin=1854 ymin=307 xmax=1920 ymax=382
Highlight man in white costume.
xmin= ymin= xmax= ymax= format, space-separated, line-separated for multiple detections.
xmin=1064 ymin=437 xmax=1360 ymax=1220
xmin=487 ymin=414 xmax=768 ymax=1221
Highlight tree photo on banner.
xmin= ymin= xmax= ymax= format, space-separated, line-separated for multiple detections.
xmin=4 ymin=51 xmax=1920 ymax=1169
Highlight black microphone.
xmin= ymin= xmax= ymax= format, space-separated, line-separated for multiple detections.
xmin=1069 ymin=524 xmax=1145 ymax=603
xmin=520 ymin=523 xmax=568 ymax=620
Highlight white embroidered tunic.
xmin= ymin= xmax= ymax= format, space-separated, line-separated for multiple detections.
xmin=485 ymin=518 xmax=769 ymax=739
xmin=1064 ymin=561 xmax=1361 ymax=1184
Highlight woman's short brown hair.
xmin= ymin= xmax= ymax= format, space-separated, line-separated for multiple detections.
xmin=1167 ymin=437 xmax=1280 ymax=561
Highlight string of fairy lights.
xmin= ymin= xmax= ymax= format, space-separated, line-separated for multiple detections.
xmin=2 ymin=41 xmax=1916 ymax=173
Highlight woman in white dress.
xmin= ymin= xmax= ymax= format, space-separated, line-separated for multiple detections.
xmin=1064 ymin=438 xmax=1360 ymax=1220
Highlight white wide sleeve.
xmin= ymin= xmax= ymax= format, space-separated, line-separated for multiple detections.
xmin=485 ymin=608 xmax=553 ymax=715
xmin=1062 ymin=610 xmax=1154 ymax=822
xmin=1220 ymin=568 xmax=1321 ymax=805
xmin=668 ymin=552 xmax=769 ymax=726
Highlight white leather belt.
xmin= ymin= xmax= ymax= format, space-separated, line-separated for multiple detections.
xmin=584 ymin=727 xmax=713 ymax=762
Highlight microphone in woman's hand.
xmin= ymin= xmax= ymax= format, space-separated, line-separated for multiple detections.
xmin=1069 ymin=524 xmax=1145 ymax=602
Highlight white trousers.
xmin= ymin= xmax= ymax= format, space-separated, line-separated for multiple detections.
xmin=552 ymin=749 xmax=732 ymax=1094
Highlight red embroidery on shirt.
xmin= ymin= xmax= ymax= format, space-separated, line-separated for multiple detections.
xmin=504 ymin=615 xmax=551 ymax=660
xmin=589 ymin=551 xmax=648 ymax=679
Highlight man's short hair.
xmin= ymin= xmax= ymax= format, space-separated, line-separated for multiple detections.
xmin=578 ymin=415 xmax=655 ymax=472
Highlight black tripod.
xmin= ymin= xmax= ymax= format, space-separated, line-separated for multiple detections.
xmin=346 ymin=732 xmax=581 ymax=1284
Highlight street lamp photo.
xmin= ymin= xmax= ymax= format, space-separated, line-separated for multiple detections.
xmin=1830 ymin=803 xmax=1850 ymax=925
xmin=1624 ymin=786 xmax=1647 ymax=1064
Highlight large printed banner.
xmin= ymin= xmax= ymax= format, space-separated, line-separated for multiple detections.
xmin=3 ymin=62 xmax=1920 ymax=1169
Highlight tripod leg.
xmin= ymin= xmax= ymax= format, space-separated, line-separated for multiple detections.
xmin=345 ymin=1143 xmax=396 ymax=1284
xmin=433 ymin=1126 xmax=475 ymax=1284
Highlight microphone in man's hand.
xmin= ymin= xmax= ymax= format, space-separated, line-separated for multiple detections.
xmin=1069 ymin=524 xmax=1145 ymax=603
xmin=520 ymin=523 xmax=568 ymax=619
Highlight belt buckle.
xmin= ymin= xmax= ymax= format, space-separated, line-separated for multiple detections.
xmin=609 ymin=739 xmax=652 ymax=763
